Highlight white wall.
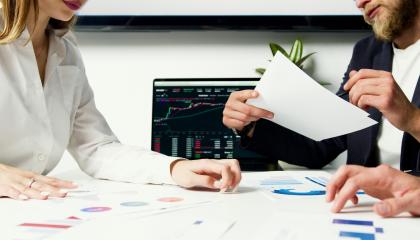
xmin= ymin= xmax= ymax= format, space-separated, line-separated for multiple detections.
xmin=52 ymin=30 xmax=370 ymax=174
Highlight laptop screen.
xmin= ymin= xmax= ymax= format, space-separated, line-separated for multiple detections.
xmin=151 ymin=78 xmax=270 ymax=162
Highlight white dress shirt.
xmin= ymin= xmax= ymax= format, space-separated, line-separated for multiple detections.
xmin=377 ymin=39 xmax=420 ymax=168
xmin=0 ymin=26 xmax=179 ymax=184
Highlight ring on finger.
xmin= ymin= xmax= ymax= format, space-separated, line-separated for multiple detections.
xmin=26 ymin=178 xmax=36 ymax=189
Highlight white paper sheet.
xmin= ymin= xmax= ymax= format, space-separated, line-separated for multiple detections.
xmin=4 ymin=180 xmax=218 ymax=240
xmin=247 ymin=53 xmax=377 ymax=141
xmin=240 ymin=171 xmax=332 ymax=201
xmin=251 ymin=212 xmax=419 ymax=240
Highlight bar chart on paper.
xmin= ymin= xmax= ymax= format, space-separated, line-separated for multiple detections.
xmin=241 ymin=172 xmax=333 ymax=200
xmin=5 ymin=179 xmax=217 ymax=240
xmin=333 ymin=218 xmax=384 ymax=240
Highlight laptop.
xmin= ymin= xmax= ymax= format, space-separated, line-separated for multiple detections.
xmin=151 ymin=78 xmax=280 ymax=171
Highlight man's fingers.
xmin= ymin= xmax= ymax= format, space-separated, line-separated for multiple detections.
xmin=374 ymin=190 xmax=420 ymax=217
xmin=344 ymin=69 xmax=388 ymax=91
xmin=222 ymin=117 xmax=249 ymax=130
xmin=227 ymin=101 xmax=273 ymax=119
xmin=223 ymin=109 xmax=259 ymax=123
xmin=326 ymin=165 xmax=361 ymax=202
xmin=349 ymin=70 xmax=358 ymax=78
xmin=348 ymin=78 xmax=383 ymax=105
xmin=234 ymin=90 xmax=259 ymax=102
xmin=331 ymin=179 xmax=360 ymax=213
xmin=357 ymin=94 xmax=384 ymax=111
xmin=351 ymin=195 xmax=359 ymax=205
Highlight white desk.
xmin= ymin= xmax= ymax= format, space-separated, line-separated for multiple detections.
xmin=1 ymin=169 xmax=418 ymax=240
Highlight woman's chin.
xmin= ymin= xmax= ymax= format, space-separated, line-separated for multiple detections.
xmin=52 ymin=11 xmax=75 ymax=22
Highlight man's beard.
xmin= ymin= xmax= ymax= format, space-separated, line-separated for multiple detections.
xmin=363 ymin=0 xmax=419 ymax=41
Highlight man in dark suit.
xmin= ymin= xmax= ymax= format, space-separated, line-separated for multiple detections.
xmin=222 ymin=0 xmax=420 ymax=174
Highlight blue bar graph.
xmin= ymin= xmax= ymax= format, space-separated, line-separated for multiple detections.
xmin=339 ymin=231 xmax=375 ymax=240
xmin=333 ymin=219 xmax=373 ymax=226
xmin=333 ymin=218 xmax=383 ymax=240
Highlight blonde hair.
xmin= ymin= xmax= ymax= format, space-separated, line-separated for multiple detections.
xmin=0 ymin=0 xmax=76 ymax=44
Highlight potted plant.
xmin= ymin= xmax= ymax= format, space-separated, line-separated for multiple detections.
xmin=256 ymin=39 xmax=329 ymax=85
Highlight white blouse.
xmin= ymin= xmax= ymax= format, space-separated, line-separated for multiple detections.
xmin=0 ymin=27 xmax=179 ymax=184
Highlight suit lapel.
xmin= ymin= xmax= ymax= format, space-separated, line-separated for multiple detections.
xmin=362 ymin=41 xmax=394 ymax=166
xmin=411 ymin=76 xmax=420 ymax=107
xmin=401 ymin=75 xmax=420 ymax=171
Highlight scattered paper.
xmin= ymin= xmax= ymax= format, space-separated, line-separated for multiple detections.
xmin=247 ymin=53 xmax=377 ymax=141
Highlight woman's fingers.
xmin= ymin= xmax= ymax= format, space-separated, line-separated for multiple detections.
xmin=0 ymin=167 xmax=76 ymax=200
xmin=12 ymin=182 xmax=49 ymax=200
xmin=30 ymin=181 xmax=67 ymax=198
xmin=180 ymin=159 xmax=242 ymax=191
xmin=195 ymin=160 xmax=234 ymax=191
xmin=190 ymin=174 xmax=219 ymax=189
xmin=218 ymin=159 xmax=242 ymax=189
xmin=35 ymin=175 xmax=77 ymax=189
xmin=0 ymin=185 xmax=24 ymax=200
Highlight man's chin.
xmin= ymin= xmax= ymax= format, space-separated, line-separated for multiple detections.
xmin=371 ymin=23 xmax=392 ymax=41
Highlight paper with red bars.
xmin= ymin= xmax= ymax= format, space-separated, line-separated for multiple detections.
xmin=14 ymin=216 xmax=83 ymax=240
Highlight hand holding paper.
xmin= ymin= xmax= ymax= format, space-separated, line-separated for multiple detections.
xmin=247 ymin=53 xmax=377 ymax=141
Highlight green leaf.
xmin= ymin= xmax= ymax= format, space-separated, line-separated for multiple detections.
xmin=296 ymin=52 xmax=316 ymax=67
xmin=269 ymin=43 xmax=289 ymax=58
xmin=317 ymin=81 xmax=331 ymax=86
xmin=297 ymin=39 xmax=303 ymax=62
xmin=289 ymin=39 xmax=303 ymax=63
xmin=256 ymin=68 xmax=266 ymax=75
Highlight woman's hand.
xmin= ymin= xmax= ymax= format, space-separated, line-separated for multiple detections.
xmin=170 ymin=159 xmax=241 ymax=192
xmin=0 ymin=164 xmax=77 ymax=200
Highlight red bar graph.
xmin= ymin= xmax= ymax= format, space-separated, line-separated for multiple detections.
xmin=19 ymin=223 xmax=72 ymax=229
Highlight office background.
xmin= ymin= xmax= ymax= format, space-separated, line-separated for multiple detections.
xmin=52 ymin=30 xmax=370 ymax=174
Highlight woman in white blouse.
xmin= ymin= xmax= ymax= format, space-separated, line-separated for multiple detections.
xmin=0 ymin=0 xmax=241 ymax=200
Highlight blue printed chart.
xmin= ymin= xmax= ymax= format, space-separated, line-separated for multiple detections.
xmin=242 ymin=171 xmax=334 ymax=200
xmin=253 ymin=211 xmax=420 ymax=240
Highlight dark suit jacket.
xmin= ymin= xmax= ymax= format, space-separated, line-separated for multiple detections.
xmin=243 ymin=35 xmax=420 ymax=175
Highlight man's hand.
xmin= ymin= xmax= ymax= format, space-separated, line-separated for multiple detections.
xmin=344 ymin=69 xmax=417 ymax=133
xmin=223 ymin=90 xmax=273 ymax=134
xmin=170 ymin=159 xmax=241 ymax=192
xmin=0 ymin=164 xmax=77 ymax=200
xmin=326 ymin=164 xmax=420 ymax=217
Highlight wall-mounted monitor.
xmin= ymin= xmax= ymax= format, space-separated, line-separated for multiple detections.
xmin=76 ymin=0 xmax=371 ymax=31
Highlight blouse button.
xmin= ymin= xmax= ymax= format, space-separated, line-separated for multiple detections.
xmin=37 ymin=153 xmax=46 ymax=162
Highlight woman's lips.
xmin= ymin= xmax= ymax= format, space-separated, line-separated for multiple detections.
xmin=63 ymin=0 xmax=81 ymax=11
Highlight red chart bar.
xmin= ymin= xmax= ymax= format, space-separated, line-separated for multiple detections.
xmin=19 ymin=223 xmax=71 ymax=229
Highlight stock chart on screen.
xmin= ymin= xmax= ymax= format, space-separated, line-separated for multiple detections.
xmin=151 ymin=79 xmax=267 ymax=161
